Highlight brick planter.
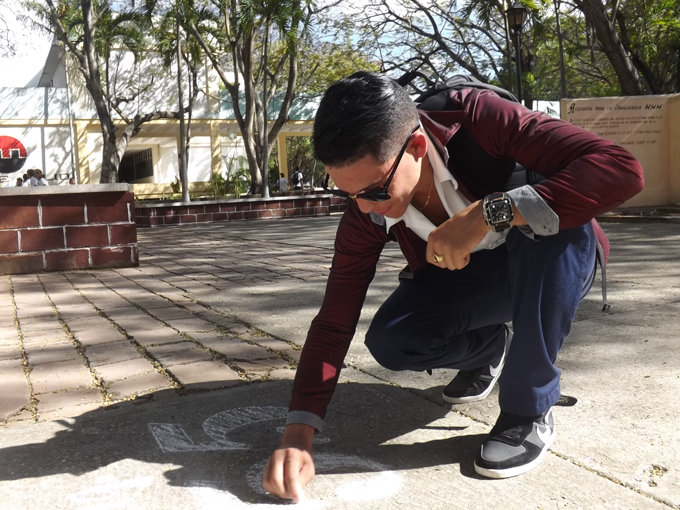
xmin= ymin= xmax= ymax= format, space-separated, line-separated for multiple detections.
xmin=135 ymin=193 xmax=348 ymax=227
xmin=0 ymin=184 xmax=138 ymax=275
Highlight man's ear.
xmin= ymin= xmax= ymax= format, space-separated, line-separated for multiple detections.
xmin=411 ymin=131 xmax=428 ymax=160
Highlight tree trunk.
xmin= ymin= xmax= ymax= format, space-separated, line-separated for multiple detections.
xmin=82 ymin=0 xmax=120 ymax=183
xmin=577 ymin=0 xmax=644 ymax=95
xmin=101 ymin=130 xmax=121 ymax=183
xmin=554 ymin=0 xmax=567 ymax=98
xmin=503 ymin=0 xmax=514 ymax=95
xmin=261 ymin=20 xmax=270 ymax=198
xmin=176 ymin=11 xmax=190 ymax=203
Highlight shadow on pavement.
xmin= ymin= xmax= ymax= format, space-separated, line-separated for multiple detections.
xmin=0 ymin=380 xmax=484 ymax=505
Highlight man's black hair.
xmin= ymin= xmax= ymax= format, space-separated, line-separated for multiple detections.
xmin=313 ymin=71 xmax=419 ymax=168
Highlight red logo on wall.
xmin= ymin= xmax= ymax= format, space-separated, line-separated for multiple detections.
xmin=0 ymin=136 xmax=28 ymax=174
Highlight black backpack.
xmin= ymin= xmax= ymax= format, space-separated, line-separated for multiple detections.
xmin=401 ymin=74 xmax=544 ymax=190
xmin=398 ymin=73 xmax=611 ymax=312
xmin=409 ymin=74 xmax=519 ymax=106
xmin=292 ymin=171 xmax=302 ymax=186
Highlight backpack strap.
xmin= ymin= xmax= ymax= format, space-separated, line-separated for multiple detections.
xmin=397 ymin=71 xmax=519 ymax=115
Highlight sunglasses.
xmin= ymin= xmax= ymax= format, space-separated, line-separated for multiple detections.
xmin=323 ymin=125 xmax=420 ymax=202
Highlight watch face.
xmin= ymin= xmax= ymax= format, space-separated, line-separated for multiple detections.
xmin=487 ymin=200 xmax=512 ymax=224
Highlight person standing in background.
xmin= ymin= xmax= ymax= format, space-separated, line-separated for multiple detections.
xmin=279 ymin=173 xmax=289 ymax=192
xmin=292 ymin=169 xmax=304 ymax=190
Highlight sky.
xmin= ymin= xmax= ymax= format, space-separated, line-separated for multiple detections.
xmin=0 ymin=0 xmax=53 ymax=87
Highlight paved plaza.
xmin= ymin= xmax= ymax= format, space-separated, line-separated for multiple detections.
xmin=0 ymin=214 xmax=679 ymax=509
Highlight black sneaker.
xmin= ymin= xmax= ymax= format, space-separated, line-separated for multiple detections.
xmin=475 ymin=408 xmax=556 ymax=479
xmin=441 ymin=326 xmax=513 ymax=404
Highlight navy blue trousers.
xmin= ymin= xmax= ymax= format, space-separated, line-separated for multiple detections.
xmin=365 ymin=224 xmax=596 ymax=416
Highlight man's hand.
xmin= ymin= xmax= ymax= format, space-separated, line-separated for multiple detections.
xmin=262 ymin=423 xmax=316 ymax=502
xmin=426 ymin=200 xmax=490 ymax=270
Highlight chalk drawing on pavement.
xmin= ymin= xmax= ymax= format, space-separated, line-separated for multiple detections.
xmin=245 ymin=453 xmax=402 ymax=502
xmin=149 ymin=406 xmax=403 ymax=507
xmin=149 ymin=406 xmax=286 ymax=452
xmin=187 ymin=482 xmax=328 ymax=510
xmin=149 ymin=406 xmax=328 ymax=453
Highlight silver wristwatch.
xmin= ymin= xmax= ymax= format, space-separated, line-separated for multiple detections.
xmin=482 ymin=192 xmax=514 ymax=233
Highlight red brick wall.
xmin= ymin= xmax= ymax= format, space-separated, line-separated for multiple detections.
xmin=0 ymin=191 xmax=138 ymax=275
xmin=136 ymin=194 xmax=348 ymax=227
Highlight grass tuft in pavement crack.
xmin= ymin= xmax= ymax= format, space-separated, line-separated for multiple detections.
xmin=7 ymin=276 xmax=38 ymax=423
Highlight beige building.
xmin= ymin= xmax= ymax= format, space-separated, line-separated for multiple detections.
xmin=0 ymin=42 xmax=314 ymax=198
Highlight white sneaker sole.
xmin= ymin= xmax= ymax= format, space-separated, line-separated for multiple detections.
xmin=442 ymin=327 xmax=512 ymax=404
xmin=474 ymin=422 xmax=556 ymax=479
xmin=441 ymin=373 xmax=501 ymax=404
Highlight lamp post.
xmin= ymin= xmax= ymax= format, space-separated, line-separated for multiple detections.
xmin=506 ymin=2 xmax=527 ymax=104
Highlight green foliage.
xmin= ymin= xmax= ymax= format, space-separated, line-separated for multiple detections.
xmin=223 ymin=154 xmax=251 ymax=197
xmin=337 ymin=0 xmax=678 ymax=100
xmin=188 ymin=0 xmax=316 ymax=194
xmin=29 ymin=0 xmax=150 ymax=85
xmin=149 ymin=0 xmax=204 ymax=70
xmin=294 ymin=37 xmax=381 ymax=95
xmin=615 ymin=0 xmax=680 ymax=93
xmin=210 ymin=172 xmax=229 ymax=198
xmin=170 ymin=176 xmax=181 ymax=194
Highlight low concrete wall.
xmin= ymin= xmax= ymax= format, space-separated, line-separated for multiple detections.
xmin=0 ymin=184 xmax=138 ymax=275
xmin=135 ymin=194 xmax=347 ymax=227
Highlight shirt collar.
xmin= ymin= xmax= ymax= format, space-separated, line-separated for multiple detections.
xmin=384 ymin=131 xmax=457 ymax=231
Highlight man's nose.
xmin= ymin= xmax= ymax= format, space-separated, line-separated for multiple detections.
xmin=357 ymin=199 xmax=376 ymax=214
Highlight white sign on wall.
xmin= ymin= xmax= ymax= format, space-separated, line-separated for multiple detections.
xmin=561 ymin=94 xmax=680 ymax=207
xmin=0 ymin=126 xmax=74 ymax=184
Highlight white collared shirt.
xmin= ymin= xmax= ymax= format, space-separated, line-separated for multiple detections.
xmin=384 ymin=132 xmax=508 ymax=252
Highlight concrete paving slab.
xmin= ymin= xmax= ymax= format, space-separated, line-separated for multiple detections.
xmin=93 ymin=358 xmax=157 ymax=383
xmin=25 ymin=341 xmax=81 ymax=365
xmin=30 ymin=359 xmax=95 ymax=395
xmin=0 ymin=325 xmax=18 ymax=339
xmin=130 ymin=329 xmax=187 ymax=346
xmin=145 ymin=342 xmax=214 ymax=366
xmin=0 ymin=343 xmax=21 ymax=361
xmin=106 ymin=371 xmax=171 ymax=400
xmin=198 ymin=337 xmax=279 ymax=362
xmin=0 ymin=359 xmax=30 ymax=421
xmin=71 ymin=327 xmax=127 ymax=347
xmin=66 ymin=316 xmax=115 ymax=333
xmin=85 ymin=340 xmax=145 ymax=366
xmin=36 ymin=388 xmax=102 ymax=413
xmin=0 ymin=380 xmax=670 ymax=510
xmin=21 ymin=331 xmax=70 ymax=347
xmin=168 ymin=361 xmax=244 ymax=390
xmin=164 ymin=317 xmax=216 ymax=333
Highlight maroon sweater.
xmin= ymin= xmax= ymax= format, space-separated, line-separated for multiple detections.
xmin=289 ymin=88 xmax=644 ymax=422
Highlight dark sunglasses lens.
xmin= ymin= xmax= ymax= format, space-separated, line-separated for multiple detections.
xmin=360 ymin=192 xmax=391 ymax=203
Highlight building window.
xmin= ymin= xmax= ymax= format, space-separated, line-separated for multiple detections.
xmin=119 ymin=148 xmax=153 ymax=183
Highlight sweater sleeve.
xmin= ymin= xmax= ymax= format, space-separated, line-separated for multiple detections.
xmin=288 ymin=201 xmax=389 ymax=426
xmin=460 ymin=89 xmax=644 ymax=229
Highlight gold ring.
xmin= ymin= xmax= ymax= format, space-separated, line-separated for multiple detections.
xmin=433 ymin=253 xmax=443 ymax=263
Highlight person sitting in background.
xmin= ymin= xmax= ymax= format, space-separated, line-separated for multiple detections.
xmin=15 ymin=177 xmax=23 ymax=187
xmin=35 ymin=169 xmax=49 ymax=186
xmin=69 ymin=178 xmax=76 ymax=185
xmin=22 ymin=169 xmax=36 ymax=186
